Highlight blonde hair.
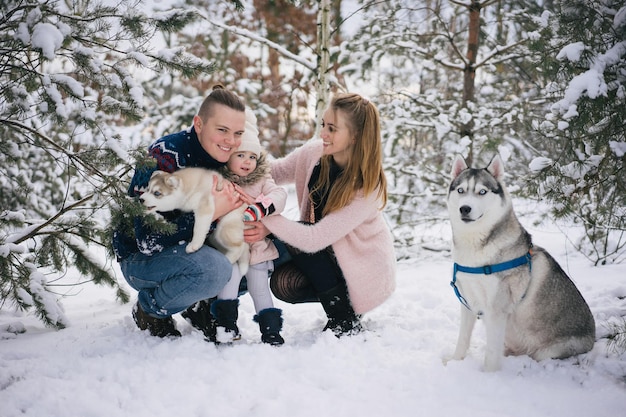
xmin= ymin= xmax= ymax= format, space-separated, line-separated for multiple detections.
xmin=311 ymin=93 xmax=388 ymax=216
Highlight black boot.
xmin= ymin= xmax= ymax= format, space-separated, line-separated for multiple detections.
xmin=132 ymin=302 xmax=181 ymax=338
xmin=210 ymin=299 xmax=241 ymax=343
xmin=181 ymin=298 xmax=217 ymax=342
xmin=254 ymin=308 xmax=285 ymax=346
xmin=318 ymin=284 xmax=362 ymax=337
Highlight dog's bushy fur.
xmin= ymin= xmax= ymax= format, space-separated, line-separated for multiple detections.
xmin=140 ymin=168 xmax=249 ymax=275
xmin=446 ymin=155 xmax=595 ymax=371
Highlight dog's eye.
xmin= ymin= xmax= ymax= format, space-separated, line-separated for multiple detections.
xmin=153 ymin=191 xmax=161 ymax=197
xmin=478 ymin=189 xmax=487 ymax=195
xmin=457 ymin=187 xmax=464 ymax=194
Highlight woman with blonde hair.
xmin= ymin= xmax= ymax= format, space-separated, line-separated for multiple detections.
xmin=242 ymin=93 xmax=396 ymax=336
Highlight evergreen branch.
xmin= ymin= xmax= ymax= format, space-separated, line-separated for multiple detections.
xmin=9 ymin=194 xmax=95 ymax=246
xmin=0 ymin=118 xmax=111 ymax=181
xmin=331 ymin=0 xmax=388 ymax=38
xmin=475 ymin=39 xmax=528 ymax=69
xmin=198 ymin=12 xmax=317 ymax=71
xmin=449 ymin=0 xmax=499 ymax=8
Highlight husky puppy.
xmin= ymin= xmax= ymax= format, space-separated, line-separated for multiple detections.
xmin=446 ymin=154 xmax=595 ymax=371
xmin=140 ymin=168 xmax=249 ymax=275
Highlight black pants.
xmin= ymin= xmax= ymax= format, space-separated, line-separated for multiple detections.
xmin=270 ymin=239 xmax=344 ymax=304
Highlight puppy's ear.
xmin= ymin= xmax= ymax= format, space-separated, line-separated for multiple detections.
xmin=151 ymin=170 xmax=166 ymax=179
xmin=450 ymin=155 xmax=468 ymax=180
xmin=487 ymin=154 xmax=504 ymax=181
xmin=166 ymin=175 xmax=181 ymax=189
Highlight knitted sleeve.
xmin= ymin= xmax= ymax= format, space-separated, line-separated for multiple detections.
xmin=242 ymin=174 xmax=288 ymax=221
xmin=242 ymin=203 xmax=272 ymax=222
xmin=127 ymin=136 xmax=188 ymax=197
xmin=124 ymin=132 xmax=197 ymax=255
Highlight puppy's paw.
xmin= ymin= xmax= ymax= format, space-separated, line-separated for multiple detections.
xmin=185 ymin=242 xmax=201 ymax=253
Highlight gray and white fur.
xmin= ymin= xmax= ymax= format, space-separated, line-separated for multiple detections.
xmin=446 ymin=154 xmax=595 ymax=371
xmin=140 ymin=167 xmax=249 ymax=276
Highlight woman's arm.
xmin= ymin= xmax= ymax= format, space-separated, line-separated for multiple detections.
xmin=262 ymin=192 xmax=380 ymax=253
xmin=270 ymin=140 xmax=318 ymax=185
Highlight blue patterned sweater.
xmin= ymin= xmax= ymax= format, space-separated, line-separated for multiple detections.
xmin=112 ymin=126 xmax=226 ymax=261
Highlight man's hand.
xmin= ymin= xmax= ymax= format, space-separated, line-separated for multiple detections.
xmin=212 ymin=176 xmax=244 ymax=218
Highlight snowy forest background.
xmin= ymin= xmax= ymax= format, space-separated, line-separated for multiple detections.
xmin=0 ymin=0 xmax=625 ymax=343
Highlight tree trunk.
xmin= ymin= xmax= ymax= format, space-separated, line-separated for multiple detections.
xmin=315 ymin=0 xmax=331 ymax=137
xmin=462 ymin=0 xmax=481 ymax=165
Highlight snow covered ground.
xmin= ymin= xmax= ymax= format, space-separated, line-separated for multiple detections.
xmin=1 ymin=202 xmax=625 ymax=417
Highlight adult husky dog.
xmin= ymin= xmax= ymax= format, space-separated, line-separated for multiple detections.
xmin=140 ymin=168 xmax=249 ymax=275
xmin=447 ymin=154 xmax=595 ymax=371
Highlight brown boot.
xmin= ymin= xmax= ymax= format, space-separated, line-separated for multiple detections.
xmin=132 ymin=302 xmax=181 ymax=338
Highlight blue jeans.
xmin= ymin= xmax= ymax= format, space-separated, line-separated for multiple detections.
xmin=120 ymin=243 xmax=232 ymax=318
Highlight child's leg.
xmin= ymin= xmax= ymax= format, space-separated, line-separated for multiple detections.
xmin=217 ymin=263 xmax=243 ymax=300
xmin=246 ymin=261 xmax=274 ymax=313
xmin=212 ymin=263 xmax=242 ymax=341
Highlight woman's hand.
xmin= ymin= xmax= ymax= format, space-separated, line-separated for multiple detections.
xmin=243 ymin=220 xmax=271 ymax=243
xmin=212 ymin=176 xmax=244 ymax=218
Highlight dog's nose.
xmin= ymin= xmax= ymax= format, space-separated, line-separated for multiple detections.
xmin=460 ymin=205 xmax=471 ymax=216
xmin=139 ymin=197 xmax=144 ymax=204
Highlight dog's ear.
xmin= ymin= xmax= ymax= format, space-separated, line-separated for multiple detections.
xmin=166 ymin=175 xmax=181 ymax=189
xmin=487 ymin=154 xmax=504 ymax=180
xmin=450 ymin=155 xmax=468 ymax=179
xmin=150 ymin=170 xmax=166 ymax=179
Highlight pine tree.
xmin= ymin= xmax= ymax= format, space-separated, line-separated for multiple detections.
xmin=0 ymin=0 xmax=215 ymax=328
xmin=341 ymin=0 xmax=546 ymax=255
xmin=527 ymin=0 xmax=626 ymax=265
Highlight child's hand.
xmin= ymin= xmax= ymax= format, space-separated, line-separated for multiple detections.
xmin=233 ymin=184 xmax=254 ymax=205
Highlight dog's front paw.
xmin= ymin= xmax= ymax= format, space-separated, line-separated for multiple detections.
xmin=483 ymin=356 xmax=502 ymax=372
xmin=443 ymin=351 xmax=465 ymax=366
xmin=186 ymin=242 xmax=201 ymax=253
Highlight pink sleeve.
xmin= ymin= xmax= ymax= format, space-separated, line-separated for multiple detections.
xmin=258 ymin=175 xmax=287 ymax=214
xmin=270 ymin=140 xmax=319 ymax=185
xmin=261 ymin=192 xmax=380 ymax=253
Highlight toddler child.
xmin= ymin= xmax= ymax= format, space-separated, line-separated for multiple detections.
xmin=212 ymin=108 xmax=287 ymax=345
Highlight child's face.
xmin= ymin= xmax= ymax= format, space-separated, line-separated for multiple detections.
xmin=227 ymin=151 xmax=258 ymax=177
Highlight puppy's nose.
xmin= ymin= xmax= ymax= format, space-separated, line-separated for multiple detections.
xmin=139 ymin=197 xmax=144 ymax=204
xmin=460 ymin=205 xmax=471 ymax=216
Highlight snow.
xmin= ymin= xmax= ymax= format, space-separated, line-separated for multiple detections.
xmin=616 ymin=6 xmax=626 ymax=28
xmin=1 ymin=204 xmax=625 ymax=417
xmin=610 ymin=140 xmax=626 ymax=157
xmin=528 ymin=156 xmax=553 ymax=173
xmin=557 ymin=42 xmax=585 ymax=62
xmin=2 ymin=1 xmax=626 ymax=414
xmin=30 ymin=22 xmax=64 ymax=60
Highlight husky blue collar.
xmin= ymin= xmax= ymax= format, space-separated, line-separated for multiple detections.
xmin=450 ymin=251 xmax=533 ymax=310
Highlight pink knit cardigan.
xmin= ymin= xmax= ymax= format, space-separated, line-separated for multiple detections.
xmin=262 ymin=140 xmax=396 ymax=314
